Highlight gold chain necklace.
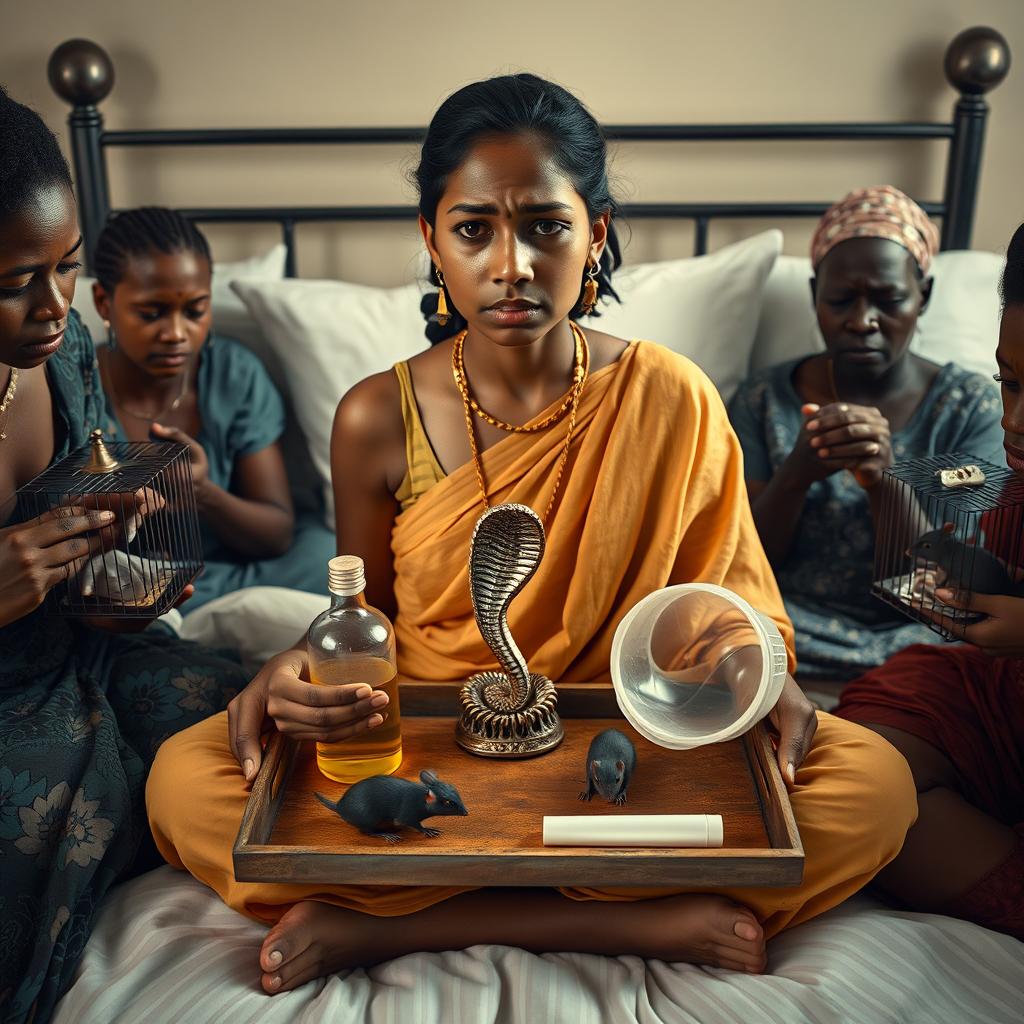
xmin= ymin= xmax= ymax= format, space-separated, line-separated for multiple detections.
xmin=452 ymin=322 xmax=590 ymax=522
xmin=105 ymin=354 xmax=190 ymax=423
xmin=0 ymin=367 xmax=18 ymax=441
xmin=453 ymin=323 xmax=587 ymax=433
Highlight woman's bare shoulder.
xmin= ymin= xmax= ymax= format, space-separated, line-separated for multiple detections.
xmin=331 ymin=367 xmax=412 ymax=494
xmin=404 ymin=338 xmax=456 ymax=402
xmin=333 ymin=368 xmax=404 ymax=449
xmin=405 ymin=338 xmax=451 ymax=373
xmin=578 ymin=326 xmax=628 ymax=373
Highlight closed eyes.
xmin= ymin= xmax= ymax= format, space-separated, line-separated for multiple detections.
xmin=0 ymin=260 xmax=82 ymax=299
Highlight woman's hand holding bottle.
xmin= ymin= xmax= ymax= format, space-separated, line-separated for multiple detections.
xmin=227 ymin=647 xmax=390 ymax=783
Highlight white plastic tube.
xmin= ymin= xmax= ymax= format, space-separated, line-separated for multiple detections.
xmin=542 ymin=814 xmax=724 ymax=848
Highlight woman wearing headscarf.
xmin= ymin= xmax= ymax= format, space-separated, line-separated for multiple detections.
xmin=728 ymin=186 xmax=1004 ymax=680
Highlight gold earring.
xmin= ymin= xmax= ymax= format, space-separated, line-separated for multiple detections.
xmin=433 ymin=268 xmax=450 ymax=326
xmin=580 ymin=259 xmax=599 ymax=314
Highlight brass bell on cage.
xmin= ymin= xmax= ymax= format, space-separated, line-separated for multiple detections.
xmin=16 ymin=429 xmax=204 ymax=617
xmin=82 ymin=428 xmax=120 ymax=474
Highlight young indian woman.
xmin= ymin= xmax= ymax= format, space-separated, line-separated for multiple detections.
xmin=833 ymin=220 xmax=1024 ymax=941
xmin=91 ymin=208 xmax=336 ymax=611
xmin=728 ymin=188 xmax=1004 ymax=680
xmin=0 ymin=88 xmax=248 ymax=1024
xmin=145 ymin=74 xmax=917 ymax=994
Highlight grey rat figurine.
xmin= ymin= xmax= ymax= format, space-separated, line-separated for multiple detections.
xmin=908 ymin=525 xmax=1024 ymax=597
xmin=315 ymin=769 xmax=468 ymax=844
xmin=578 ymin=728 xmax=637 ymax=806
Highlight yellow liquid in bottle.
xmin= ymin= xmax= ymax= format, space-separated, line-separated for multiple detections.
xmin=311 ymin=656 xmax=403 ymax=783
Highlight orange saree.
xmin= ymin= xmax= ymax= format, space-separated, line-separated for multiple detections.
xmin=391 ymin=342 xmax=795 ymax=683
xmin=147 ymin=342 xmax=915 ymax=936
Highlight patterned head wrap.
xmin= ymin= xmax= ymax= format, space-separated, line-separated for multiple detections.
xmin=810 ymin=185 xmax=940 ymax=274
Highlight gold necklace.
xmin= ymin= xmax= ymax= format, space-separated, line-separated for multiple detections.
xmin=105 ymin=354 xmax=190 ymax=423
xmin=0 ymin=367 xmax=18 ymax=441
xmin=452 ymin=322 xmax=590 ymax=522
xmin=452 ymin=323 xmax=587 ymax=433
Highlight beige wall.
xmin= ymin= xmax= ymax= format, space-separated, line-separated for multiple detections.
xmin=3 ymin=0 xmax=1022 ymax=283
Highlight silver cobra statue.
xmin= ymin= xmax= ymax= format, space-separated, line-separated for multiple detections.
xmin=455 ymin=503 xmax=564 ymax=758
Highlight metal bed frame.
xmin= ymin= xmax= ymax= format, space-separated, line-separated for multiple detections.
xmin=46 ymin=27 xmax=1010 ymax=276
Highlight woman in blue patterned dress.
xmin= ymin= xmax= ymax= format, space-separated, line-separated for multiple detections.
xmin=0 ymin=88 xmax=247 ymax=1023
xmin=729 ymin=187 xmax=1004 ymax=680
xmin=90 ymin=208 xmax=336 ymax=611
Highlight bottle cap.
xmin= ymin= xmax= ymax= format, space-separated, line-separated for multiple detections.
xmin=328 ymin=555 xmax=366 ymax=596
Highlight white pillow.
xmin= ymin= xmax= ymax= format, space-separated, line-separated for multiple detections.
xmin=922 ymin=250 xmax=1003 ymax=376
xmin=71 ymin=275 xmax=108 ymax=341
xmin=210 ymin=243 xmax=289 ymax=351
xmin=594 ymin=229 xmax=782 ymax=402
xmin=230 ymin=277 xmax=430 ymax=521
xmin=232 ymin=233 xmax=782 ymax=519
xmin=750 ymin=249 xmax=1003 ymax=377
xmin=179 ymin=586 xmax=329 ymax=671
xmin=747 ymin=255 xmax=823 ymax=373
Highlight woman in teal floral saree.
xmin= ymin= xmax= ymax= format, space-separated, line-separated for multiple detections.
xmin=0 ymin=88 xmax=246 ymax=1024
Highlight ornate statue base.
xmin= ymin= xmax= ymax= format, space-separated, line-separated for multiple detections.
xmin=455 ymin=670 xmax=564 ymax=758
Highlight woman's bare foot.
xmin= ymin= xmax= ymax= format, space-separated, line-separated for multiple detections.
xmin=634 ymin=893 xmax=766 ymax=974
xmin=259 ymin=901 xmax=388 ymax=993
xmin=258 ymin=891 xmax=766 ymax=994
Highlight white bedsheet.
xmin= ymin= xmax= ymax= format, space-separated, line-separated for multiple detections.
xmin=54 ymin=866 xmax=1024 ymax=1024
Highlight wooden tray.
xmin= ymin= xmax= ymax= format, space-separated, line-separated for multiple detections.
xmin=234 ymin=680 xmax=803 ymax=888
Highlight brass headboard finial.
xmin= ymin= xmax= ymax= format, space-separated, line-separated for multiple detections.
xmin=83 ymin=429 xmax=119 ymax=474
xmin=47 ymin=39 xmax=115 ymax=106
xmin=944 ymin=26 xmax=1011 ymax=96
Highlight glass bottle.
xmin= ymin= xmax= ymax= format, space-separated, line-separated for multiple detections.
xmin=307 ymin=555 xmax=402 ymax=783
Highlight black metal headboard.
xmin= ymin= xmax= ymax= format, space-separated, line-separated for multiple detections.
xmin=46 ymin=27 xmax=1010 ymax=277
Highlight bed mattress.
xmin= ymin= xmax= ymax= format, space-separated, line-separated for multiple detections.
xmin=54 ymin=866 xmax=1024 ymax=1024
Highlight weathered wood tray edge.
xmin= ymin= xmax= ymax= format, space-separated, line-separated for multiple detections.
xmin=234 ymin=680 xmax=804 ymax=888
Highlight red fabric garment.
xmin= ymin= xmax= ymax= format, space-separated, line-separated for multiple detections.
xmin=981 ymin=501 xmax=1023 ymax=575
xmin=939 ymin=825 xmax=1024 ymax=941
xmin=835 ymin=644 xmax=1024 ymax=826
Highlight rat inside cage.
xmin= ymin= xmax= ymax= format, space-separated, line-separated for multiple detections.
xmin=873 ymin=453 xmax=1024 ymax=640
xmin=15 ymin=431 xmax=203 ymax=617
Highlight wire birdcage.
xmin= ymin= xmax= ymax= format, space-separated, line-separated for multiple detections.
xmin=872 ymin=453 xmax=1024 ymax=640
xmin=16 ymin=431 xmax=203 ymax=617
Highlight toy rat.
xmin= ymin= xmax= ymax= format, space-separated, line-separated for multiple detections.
xmin=578 ymin=728 xmax=637 ymax=806
xmin=908 ymin=525 xmax=1024 ymax=597
xmin=315 ymin=769 xmax=468 ymax=844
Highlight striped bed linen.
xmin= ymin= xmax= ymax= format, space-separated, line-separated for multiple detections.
xmin=54 ymin=866 xmax=1024 ymax=1024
